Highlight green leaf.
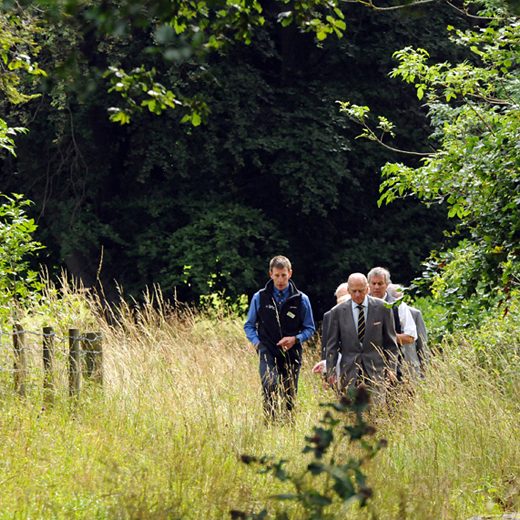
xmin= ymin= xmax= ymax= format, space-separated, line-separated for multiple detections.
xmin=317 ymin=30 xmax=327 ymax=41
xmin=305 ymin=491 xmax=333 ymax=506
xmin=191 ymin=112 xmax=202 ymax=126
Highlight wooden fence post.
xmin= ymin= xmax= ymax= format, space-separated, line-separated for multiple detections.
xmin=68 ymin=328 xmax=81 ymax=397
xmin=43 ymin=326 xmax=55 ymax=402
xmin=13 ymin=323 xmax=27 ymax=397
xmin=84 ymin=332 xmax=103 ymax=384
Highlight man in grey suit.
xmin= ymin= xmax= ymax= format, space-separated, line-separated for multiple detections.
xmin=321 ymin=283 xmax=350 ymax=359
xmin=325 ymin=273 xmax=399 ymax=395
xmin=312 ymin=283 xmax=350 ymax=376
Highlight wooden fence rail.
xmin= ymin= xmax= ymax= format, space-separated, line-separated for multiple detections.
xmin=8 ymin=325 xmax=103 ymax=400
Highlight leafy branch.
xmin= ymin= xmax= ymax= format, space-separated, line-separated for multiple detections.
xmin=0 ymin=5 xmax=47 ymax=154
xmin=231 ymin=386 xmax=386 ymax=520
xmin=344 ymin=0 xmax=438 ymax=11
xmin=337 ymin=101 xmax=433 ymax=157
xmin=0 ymin=193 xmax=44 ymax=322
xmin=41 ymin=0 xmax=348 ymax=125
xmin=339 ymin=2 xmax=520 ymax=326
xmin=344 ymin=0 xmax=504 ymax=19
xmin=104 ymin=65 xmax=210 ymax=126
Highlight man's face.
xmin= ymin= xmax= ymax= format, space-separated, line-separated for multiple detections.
xmin=369 ymin=275 xmax=388 ymax=299
xmin=270 ymin=267 xmax=292 ymax=291
xmin=348 ymin=279 xmax=368 ymax=305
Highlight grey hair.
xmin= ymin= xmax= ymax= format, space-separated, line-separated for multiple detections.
xmin=334 ymin=282 xmax=349 ymax=297
xmin=367 ymin=266 xmax=392 ymax=284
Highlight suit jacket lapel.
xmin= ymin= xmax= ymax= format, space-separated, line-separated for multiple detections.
xmin=363 ymin=297 xmax=377 ymax=347
xmin=345 ymin=299 xmax=355 ymax=331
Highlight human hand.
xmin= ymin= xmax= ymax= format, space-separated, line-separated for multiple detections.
xmin=312 ymin=360 xmax=326 ymax=374
xmin=277 ymin=336 xmax=296 ymax=352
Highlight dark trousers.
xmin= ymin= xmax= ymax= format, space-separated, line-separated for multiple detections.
xmin=259 ymin=347 xmax=301 ymax=420
xmin=339 ymin=362 xmax=387 ymax=406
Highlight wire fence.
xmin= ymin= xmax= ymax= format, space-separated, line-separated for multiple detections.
xmin=0 ymin=325 xmax=103 ymax=400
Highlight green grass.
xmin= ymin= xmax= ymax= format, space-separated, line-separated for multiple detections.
xmin=0 ymin=288 xmax=518 ymax=519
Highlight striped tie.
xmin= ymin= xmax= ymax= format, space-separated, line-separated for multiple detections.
xmin=357 ymin=305 xmax=365 ymax=342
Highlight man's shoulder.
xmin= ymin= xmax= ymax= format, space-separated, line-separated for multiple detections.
xmin=368 ymin=295 xmax=386 ymax=306
xmin=398 ymin=299 xmax=411 ymax=310
xmin=258 ymin=279 xmax=274 ymax=295
xmin=409 ymin=306 xmax=426 ymax=326
xmin=368 ymin=296 xmax=393 ymax=314
xmin=330 ymin=299 xmax=351 ymax=314
xmin=297 ymin=290 xmax=311 ymax=302
xmin=286 ymin=287 xmax=310 ymax=309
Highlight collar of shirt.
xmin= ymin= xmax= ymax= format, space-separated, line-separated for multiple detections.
xmin=274 ymin=286 xmax=289 ymax=298
xmin=273 ymin=286 xmax=290 ymax=308
xmin=351 ymin=295 xmax=368 ymax=320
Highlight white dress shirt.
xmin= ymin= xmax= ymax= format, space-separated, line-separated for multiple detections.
xmin=396 ymin=300 xmax=418 ymax=339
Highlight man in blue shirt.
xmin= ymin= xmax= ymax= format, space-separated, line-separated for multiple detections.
xmin=244 ymin=255 xmax=315 ymax=421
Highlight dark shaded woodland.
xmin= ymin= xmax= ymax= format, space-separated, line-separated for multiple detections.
xmin=1 ymin=3 xmax=470 ymax=314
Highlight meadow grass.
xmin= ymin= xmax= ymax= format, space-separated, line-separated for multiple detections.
xmin=0 ymin=286 xmax=518 ymax=519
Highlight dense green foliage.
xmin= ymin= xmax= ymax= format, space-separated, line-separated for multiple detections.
xmin=0 ymin=1 xmax=467 ymax=312
xmin=0 ymin=193 xmax=43 ymax=321
xmin=1 ymin=1 xmax=514 ymax=323
xmin=341 ymin=1 xmax=519 ymax=327
xmin=0 ymin=6 xmax=45 ymax=154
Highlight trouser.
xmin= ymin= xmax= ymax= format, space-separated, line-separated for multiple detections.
xmin=341 ymin=363 xmax=387 ymax=407
xmin=258 ymin=347 xmax=301 ymax=420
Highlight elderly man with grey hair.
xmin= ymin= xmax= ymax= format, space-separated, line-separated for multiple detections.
xmin=325 ymin=273 xmax=399 ymax=396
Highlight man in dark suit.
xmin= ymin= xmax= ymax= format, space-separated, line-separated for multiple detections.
xmin=325 ymin=273 xmax=399 ymax=396
xmin=312 ymin=282 xmax=350 ymax=376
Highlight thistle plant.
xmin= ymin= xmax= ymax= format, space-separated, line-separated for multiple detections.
xmin=231 ymin=385 xmax=386 ymax=520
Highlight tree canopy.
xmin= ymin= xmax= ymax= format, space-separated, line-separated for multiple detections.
xmin=341 ymin=1 xmax=519 ymax=326
xmin=3 ymin=0 xmax=517 ymax=320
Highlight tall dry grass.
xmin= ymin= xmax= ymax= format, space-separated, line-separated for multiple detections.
xmin=0 ymin=283 xmax=329 ymax=518
xmin=0 ymin=282 xmax=518 ymax=519
xmin=365 ymin=349 xmax=520 ymax=519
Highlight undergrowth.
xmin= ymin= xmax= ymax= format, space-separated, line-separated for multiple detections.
xmin=0 ymin=281 xmax=517 ymax=519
